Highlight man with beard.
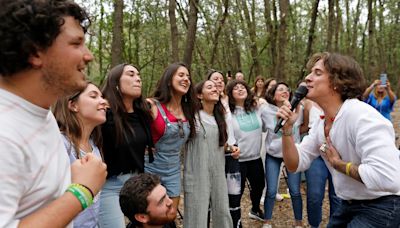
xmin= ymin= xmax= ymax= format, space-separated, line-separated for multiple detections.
xmin=120 ymin=173 xmax=176 ymax=228
xmin=0 ymin=0 xmax=107 ymax=227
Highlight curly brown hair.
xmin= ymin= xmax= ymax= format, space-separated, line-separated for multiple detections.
xmin=306 ymin=52 xmax=366 ymax=101
xmin=226 ymin=80 xmax=257 ymax=114
xmin=0 ymin=0 xmax=90 ymax=76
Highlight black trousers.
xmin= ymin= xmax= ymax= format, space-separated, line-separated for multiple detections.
xmin=239 ymin=158 xmax=265 ymax=212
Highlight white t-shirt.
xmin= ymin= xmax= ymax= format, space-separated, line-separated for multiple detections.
xmin=297 ymin=98 xmax=400 ymax=200
xmin=0 ymin=88 xmax=71 ymax=227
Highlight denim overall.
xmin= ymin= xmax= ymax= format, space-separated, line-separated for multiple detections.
xmin=145 ymin=100 xmax=190 ymax=197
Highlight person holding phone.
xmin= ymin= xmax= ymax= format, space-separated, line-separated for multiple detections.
xmin=362 ymin=74 xmax=396 ymax=120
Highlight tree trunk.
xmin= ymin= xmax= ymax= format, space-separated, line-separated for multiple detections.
xmin=210 ymin=0 xmax=229 ymax=66
xmin=182 ymin=0 xmax=199 ymax=68
xmin=367 ymin=0 xmax=376 ymax=81
xmin=241 ymin=0 xmax=261 ymax=80
xmin=274 ymin=0 xmax=289 ymax=81
xmin=376 ymin=0 xmax=386 ymax=72
xmin=326 ymin=0 xmax=334 ymax=51
xmin=98 ymin=1 xmax=105 ymax=84
xmin=169 ymin=0 xmax=180 ymax=62
xmin=111 ymin=0 xmax=124 ymax=67
xmin=298 ymin=0 xmax=319 ymax=81
xmin=351 ymin=0 xmax=361 ymax=55
xmin=345 ymin=0 xmax=351 ymax=54
xmin=263 ymin=0 xmax=277 ymax=78
xmin=334 ymin=0 xmax=341 ymax=52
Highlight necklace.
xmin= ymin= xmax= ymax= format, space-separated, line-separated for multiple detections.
xmin=80 ymin=143 xmax=93 ymax=154
xmin=320 ymin=102 xmax=343 ymax=123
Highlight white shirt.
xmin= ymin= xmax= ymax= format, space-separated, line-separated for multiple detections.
xmin=0 ymin=88 xmax=71 ymax=227
xmin=296 ymin=99 xmax=400 ymax=200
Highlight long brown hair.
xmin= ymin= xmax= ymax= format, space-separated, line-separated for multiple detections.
xmin=53 ymin=83 xmax=103 ymax=159
xmin=152 ymin=62 xmax=197 ymax=139
xmin=253 ymin=75 xmax=266 ymax=98
xmin=195 ymin=80 xmax=227 ymax=146
xmin=101 ymin=63 xmax=152 ymax=144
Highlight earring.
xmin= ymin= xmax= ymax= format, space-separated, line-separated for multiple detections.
xmin=185 ymin=95 xmax=188 ymax=103
xmin=116 ymin=85 xmax=119 ymax=91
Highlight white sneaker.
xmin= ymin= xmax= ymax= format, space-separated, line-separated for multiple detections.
xmin=262 ymin=224 xmax=272 ymax=228
xmin=275 ymin=193 xmax=284 ymax=201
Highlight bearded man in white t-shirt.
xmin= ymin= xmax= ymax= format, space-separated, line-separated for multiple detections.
xmin=0 ymin=0 xmax=107 ymax=227
xmin=275 ymin=52 xmax=400 ymax=228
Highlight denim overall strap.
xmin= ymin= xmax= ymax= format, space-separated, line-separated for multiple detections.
xmin=144 ymin=99 xmax=190 ymax=197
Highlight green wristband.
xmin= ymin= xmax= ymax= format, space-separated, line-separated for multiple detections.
xmin=67 ymin=185 xmax=88 ymax=210
xmin=71 ymin=183 xmax=94 ymax=205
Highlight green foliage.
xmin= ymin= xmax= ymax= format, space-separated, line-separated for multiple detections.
xmin=77 ymin=0 xmax=400 ymax=95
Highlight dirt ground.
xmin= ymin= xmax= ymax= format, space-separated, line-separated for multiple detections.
xmin=175 ymin=101 xmax=400 ymax=228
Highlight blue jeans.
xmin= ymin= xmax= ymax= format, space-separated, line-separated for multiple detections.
xmin=327 ymin=195 xmax=400 ymax=228
xmin=99 ymin=173 xmax=136 ymax=228
xmin=305 ymin=156 xmax=341 ymax=227
xmin=264 ymin=154 xmax=302 ymax=221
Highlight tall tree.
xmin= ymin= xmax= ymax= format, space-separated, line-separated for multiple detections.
xmin=367 ymin=0 xmax=376 ymax=81
xmin=334 ymin=0 xmax=342 ymax=52
xmin=241 ymin=0 xmax=261 ymax=79
xmin=169 ymin=0 xmax=180 ymax=62
xmin=326 ymin=0 xmax=334 ymax=51
xmin=183 ymin=0 xmax=199 ymax=68
xmin=263 ymin=0 xmax=277 ymax=78
xmin=298 ymin=0 xmax=320 ymax=81
xmin=210 ymin=0 xmax=229 ymax=66
xmin=350 ymin=0 xmax=362 ymax=55
xmin=111 ymin=0 xmax=124 ymax=67
xmin=274 ymin=0 xmax=289 ymax=81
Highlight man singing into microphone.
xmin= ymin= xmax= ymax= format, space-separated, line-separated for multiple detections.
xmin=277 ymin=52 xmax=400 ymax=227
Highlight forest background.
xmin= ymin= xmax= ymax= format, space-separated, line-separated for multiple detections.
xmin=76 ymin=0 xmax=400 ymax=96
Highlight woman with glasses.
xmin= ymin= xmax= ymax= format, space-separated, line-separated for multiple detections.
xmin=100 ymin=64 xmax=154 ymax=227
xmin=226 ymin=80 xmax=268 ymax=225
xmin=53 ymin=83 xmax=107 ymax=227
xmin=145 ymin=62 xmax=197 ymax=220
xmin=184 ymin=80 xmax=233 ymax=228
xmin=262 ymin=82 xmax=304 ymax=228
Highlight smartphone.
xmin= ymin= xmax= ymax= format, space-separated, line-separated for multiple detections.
xmin=380 ymin=73 xmax=387 ymax=87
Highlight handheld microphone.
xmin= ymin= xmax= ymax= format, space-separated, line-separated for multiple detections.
xmin=273 ymin=85 xmax=308 ymax=133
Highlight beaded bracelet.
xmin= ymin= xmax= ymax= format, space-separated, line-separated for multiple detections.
xmin=66 ymin=184 xmax=93 ymax=210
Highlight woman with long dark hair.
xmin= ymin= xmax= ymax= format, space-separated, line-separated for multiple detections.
xmin=145 ymin=62 xmax=197 ymax=217
xmin=100 ymin=64 xmax=153 ymax=227
xmin=184 ymin=80 xmax=233 ymax=227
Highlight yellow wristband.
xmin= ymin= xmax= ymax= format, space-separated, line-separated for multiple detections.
xmin=345 ymin=162 xmax=352 ymax=176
